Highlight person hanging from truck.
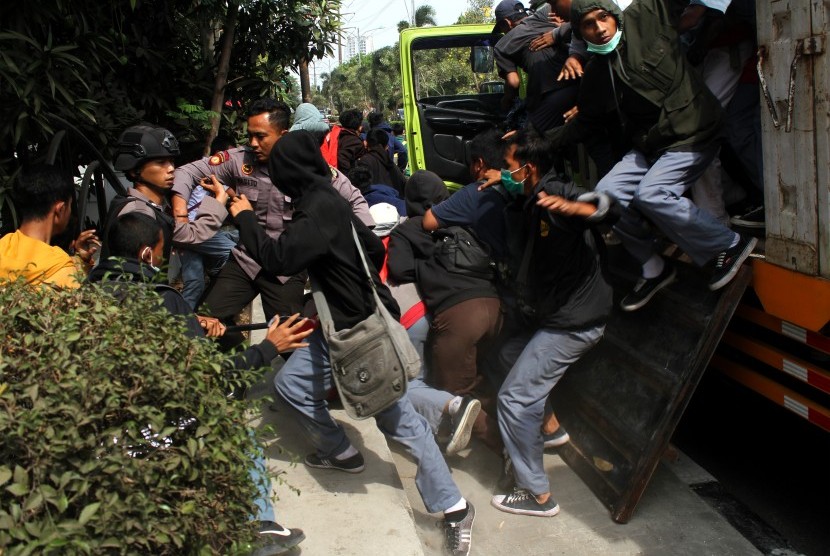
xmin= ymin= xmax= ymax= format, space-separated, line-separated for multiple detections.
xmin=544 ymin=0 xmax=757 ymax=312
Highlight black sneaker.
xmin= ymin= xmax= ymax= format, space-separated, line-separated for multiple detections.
xmin=443 ymin=502 xmax=475 ymax=556
xmin=542 ymin=426 xmax=570 ymax=449
xmin=709 ymin=235 xmax=758 ymax=291
xmin=251 ymin=521 xmax=305 ymax=556
xmin=491 ymin=488 xmax=560 ymax=517
xmin=730 ymin=206 xmax=765 ymax=229
xmin=446 ymin=396 xmax=481 ymax=456
xmin=304 ymin=451 xmax=365 ymax=473
xmin=619 ymin=262 xmax=677 ymax=312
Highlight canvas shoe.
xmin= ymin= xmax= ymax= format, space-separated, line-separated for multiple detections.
xmin=709 ymin=235 xmax=758 ymax=291
xmin=443 ymin=502 xmax=475 ymax=556
xmin=491 ymin=488 xmax=560 ymax=517
xmin=620 ymin=262 xmax=677 ymax=312
xmin=251 ymin=521 xmax=305 ymax=556
xmin=730 ymin=206 xmax=765 ymax=229
xmin=542 ymin=426 xmax=570 ymax=449
xmin=446 ymin=396 xmax=481 ymax=456
xmin=304 ymin=451 xmax=365 ymax=473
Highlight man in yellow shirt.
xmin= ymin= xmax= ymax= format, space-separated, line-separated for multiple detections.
xmin=0 ymin=166 xmax=99 ymax=287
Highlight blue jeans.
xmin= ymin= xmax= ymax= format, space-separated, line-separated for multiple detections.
xmin=497 ymin=325 xmax=605 ymax=495
xmin=274 ymin=328 xmax=462 ymax=513
xmin=179 ymin=229 xmax=239 ymax=311
xmin=596 ymin=149 xmax=736 ymax=267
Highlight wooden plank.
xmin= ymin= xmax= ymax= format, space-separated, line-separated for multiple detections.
xmin=812 ymin=0 xmax=830 ymax=278
xmin=551 ymin=263 xmax=752 ymax=523
xmin=757 ymin=0 xmax=819 ymax=274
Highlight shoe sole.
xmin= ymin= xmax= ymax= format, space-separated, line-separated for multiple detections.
xmin=709 ymin=237 xmax=758 ymax=291
xmin=620 ymin=266 xmax=677 ymax=312
xmin=490 ymin=495 xmax=560 ymax=517
xmin=304 ymin=456 xmax=365 ymax=474
xmin=543 ymin=430 xmax=571 ymax=449
xmin=252 ymin=531 xmax=306 ymax=556
xmin=729 ymin=218 xmax=766 ymax=229
xmin=446 ymin=399 xmax=481 ymax=456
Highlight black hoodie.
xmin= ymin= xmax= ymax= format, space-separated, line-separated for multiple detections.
xmin=235 ymin=131 xmax=398 ymax=330
xmin=387 ymin=172 xmax=499 ymax=315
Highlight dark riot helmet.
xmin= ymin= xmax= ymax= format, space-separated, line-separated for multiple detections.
xmin=113 ymin=125 xmax=181 ymax=172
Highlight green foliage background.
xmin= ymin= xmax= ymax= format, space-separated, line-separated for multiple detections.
xmin=0 ymin=281 xmax=268 ymax=555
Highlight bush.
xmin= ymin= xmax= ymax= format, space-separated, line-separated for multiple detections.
xmin=0 ymin=281 xmax=267 ymax=555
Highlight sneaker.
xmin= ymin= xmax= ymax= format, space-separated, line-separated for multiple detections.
xmin=304 ymin=451 xmax=365 ymax=473
xmin=446 ymin=396 xmax=481 ymax=456
xmin=491 ymin=488 xmax=560 ymax=517
xmin=619 ymin=262 xmax=677 ymax=312
xmin=251 ymin=521 xmax=305 ymax=556
xmin=542 ymin=426 xmax=570 ymax=449
xmin=708 ymin=235 xmax=758 ymax=291
xmin=443 ymin=502 xmax=475 ymax=556
xmin=730 ymin=206 xmax=765 ymax=229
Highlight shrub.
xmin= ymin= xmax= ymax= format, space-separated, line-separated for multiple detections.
xmin=0 ymin=281 xmax=267 ymax=555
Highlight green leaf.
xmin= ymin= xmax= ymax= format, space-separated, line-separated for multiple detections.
xmin=0 ymin=467 xmax=12 ymax=487
xmin=77 ymin=502 xmax=100 ymax=525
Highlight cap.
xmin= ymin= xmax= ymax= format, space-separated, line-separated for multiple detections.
xmin=369 ymin=202 xmax=401 ymax=237
xmin=493 ymin=0 xmax=527 ymax=33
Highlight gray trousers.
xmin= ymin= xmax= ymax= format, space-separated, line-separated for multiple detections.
xmin=498 ymin=325 xmax=605 ymax=495
xmin=274 ymin=327 xmax=462 ymax=514
xmin=597 ymin=148 xmax=736 ymax=267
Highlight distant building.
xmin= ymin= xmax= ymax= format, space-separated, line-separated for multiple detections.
xmin=346 ymin=34 xmax=374 ymax=60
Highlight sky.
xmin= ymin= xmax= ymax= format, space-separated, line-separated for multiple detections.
xmin=313 ymin=0 xmax=483 ymax=81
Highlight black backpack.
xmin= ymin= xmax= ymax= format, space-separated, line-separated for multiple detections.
xmin=432 ymin=226 xmax=495 ymax=281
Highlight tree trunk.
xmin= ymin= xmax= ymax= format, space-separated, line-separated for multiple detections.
xmin=204 ymin=0 xmax=239 ymax=156
xmin=299 ymin=58 xmax=312 ymax=103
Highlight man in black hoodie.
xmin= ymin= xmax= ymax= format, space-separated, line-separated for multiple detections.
xmin=228 ymin=131 xmax=476 ymax=556
xmin=356 ymin=128 xmax=408 ymax=197
xmin=388 ymin=170 xmax=504 ymax=456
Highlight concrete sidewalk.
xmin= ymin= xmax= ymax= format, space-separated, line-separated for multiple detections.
xmin=249 ymin=299 xmax=761 ymax=555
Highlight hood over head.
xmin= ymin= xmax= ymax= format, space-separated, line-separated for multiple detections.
xmin=268 ymin=131 xmax=332 ymax=199
xmin=290 ymin=103 xmax=330 ymax=134
xmin=570 ymin=0 xmax=623 ymax=40
xmin=404 ymin=170 xmax=448 ymax=216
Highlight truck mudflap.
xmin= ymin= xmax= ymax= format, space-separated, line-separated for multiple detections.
xmin=550 ymin=251 xmax=752 ymax=523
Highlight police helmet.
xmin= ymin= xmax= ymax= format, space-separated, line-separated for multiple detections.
xmin=114 ymin=125 xmax=181 ymax=172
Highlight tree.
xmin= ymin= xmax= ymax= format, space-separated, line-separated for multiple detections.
xmin=456 ymin=0 xmax=493 ymax=24
xmin=398 ymin=3 xmax=437 ymax=32
xmin=0 ymin=0 xmax=341 ymax=165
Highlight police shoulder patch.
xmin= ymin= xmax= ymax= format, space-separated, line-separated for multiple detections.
xmin=209 ymin=150 xmax=229 ymax=166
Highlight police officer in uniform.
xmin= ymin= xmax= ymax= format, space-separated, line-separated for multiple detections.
xmin=172 ymin=98 xmax=372 ymax=341
xmin=101 ymin=124 xmax=229 ymax=263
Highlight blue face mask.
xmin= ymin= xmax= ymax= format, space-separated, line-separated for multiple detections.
xmin=500 ymin=165 xmax=527 ymax=195
xmin=586 ymin=28 xmax=623 ymax=55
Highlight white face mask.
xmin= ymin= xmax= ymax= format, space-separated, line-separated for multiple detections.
xmin=141 ymin=247 xmax=161 ymax=273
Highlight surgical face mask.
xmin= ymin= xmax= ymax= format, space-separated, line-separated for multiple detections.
xmin=586 ymin=28 xmax=623 ymax=54
xmin=500 ymin=165 xmax=527 ymax=195
xmin=141 ymin=247 xmax=161 ymax=274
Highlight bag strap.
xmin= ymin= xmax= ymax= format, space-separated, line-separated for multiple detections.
xmin=311 ymin=222 xmax=377 ymax=338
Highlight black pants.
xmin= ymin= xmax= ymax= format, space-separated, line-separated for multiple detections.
xmin=201 ymin=258 xmax=306 ymax=348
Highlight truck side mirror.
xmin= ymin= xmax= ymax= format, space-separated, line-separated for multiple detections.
xmin=470 ymin=45 xmax=494 ymax=74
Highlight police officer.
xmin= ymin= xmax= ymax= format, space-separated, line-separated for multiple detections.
xmin=171 ymin=98 xmax=372 ymax=339
xmin=102 ymin=124 xmax=229 ymax=262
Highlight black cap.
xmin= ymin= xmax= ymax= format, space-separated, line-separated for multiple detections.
xmin=493 ymin=0 xmax=527 ymax=33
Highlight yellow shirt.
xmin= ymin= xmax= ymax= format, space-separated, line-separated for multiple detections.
xmin=0 ymin=230 xmax=83 ymax=288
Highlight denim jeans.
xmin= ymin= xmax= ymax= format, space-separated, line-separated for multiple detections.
xmin=179 ymin=229 xmax=239 ymax=311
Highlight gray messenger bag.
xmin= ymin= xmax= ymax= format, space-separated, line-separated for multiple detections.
xmin=311 ymin=225 xmax=420 ymax=420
